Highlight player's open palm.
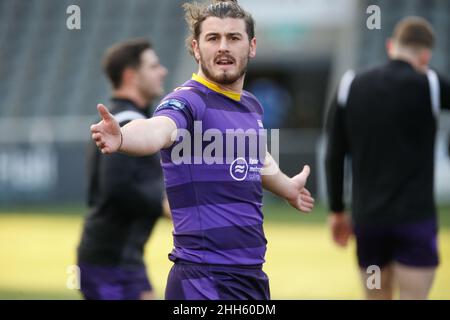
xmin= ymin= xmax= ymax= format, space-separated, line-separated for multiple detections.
xmin=288 ymin=165 xmax=314 ymax=213
xmin=90 ymin=104 xmax=121 ymax=154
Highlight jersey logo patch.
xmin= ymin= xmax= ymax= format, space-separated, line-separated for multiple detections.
xmin=230 ymin=158 xmax=249 ymax=181
xmin=155 ymin=99 xmax=187 ymax=112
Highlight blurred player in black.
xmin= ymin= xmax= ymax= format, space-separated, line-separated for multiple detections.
xmin=325 ymin=17 xmax=450 ymax=299
xmin=77 ymin=38 xmax=168 ymax=300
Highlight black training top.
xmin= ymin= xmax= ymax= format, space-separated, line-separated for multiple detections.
xmin=77 ymin=98 xmax=164 ymax=267
xmin=325 ymin=59 xmax=450 ymax=226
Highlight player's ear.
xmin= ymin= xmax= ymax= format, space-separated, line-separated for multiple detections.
xmin=386 ymin=38 xmax=393 ymax=57
xmin=419 ymin=48 xmax=432 ymax=66
xmin=192 ymin=39 xmax=201 ymax=61
xmin=249 ymin=37 xmax=256 ymax=58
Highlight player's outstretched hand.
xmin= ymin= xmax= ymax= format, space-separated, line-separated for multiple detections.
xmin=288 ymin=165 xmax=314 ymax=213
xmin=90 ymin=104 xmax=122 ymax=154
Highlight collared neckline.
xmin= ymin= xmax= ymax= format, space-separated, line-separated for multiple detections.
xmin=191 ymin=73 xmax=241 ymax=101
xmin=390 ymin=59 xmax=414 ymax=69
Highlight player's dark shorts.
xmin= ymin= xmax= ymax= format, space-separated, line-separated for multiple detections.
xmin=354 ymin=217 xmax=439 ymax=268
xmin=79 ymin=263 xmax=152 ymax=300
xmin=165 ymin=261 xmax=270 ymax=300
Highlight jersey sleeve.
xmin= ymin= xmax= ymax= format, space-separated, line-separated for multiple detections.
xmin=153 ymin=88 xmax=207 ymax=131
xmin=324 ymin=89 xmax=349 ymax=213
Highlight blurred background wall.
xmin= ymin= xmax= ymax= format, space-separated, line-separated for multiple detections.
xmin=0 ymin=0 xmax=449 ymax=206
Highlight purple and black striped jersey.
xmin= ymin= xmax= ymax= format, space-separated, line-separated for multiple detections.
xmin=154 ymin=74 xmax=267 ymax=266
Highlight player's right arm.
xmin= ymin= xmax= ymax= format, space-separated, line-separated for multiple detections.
xmin=91 ymin=104 xmax=176 ymax=156
xmin=324 ymin=94 xmax=348 ymax=213
xmin=324 ymin=91 xmax=352 ymax=247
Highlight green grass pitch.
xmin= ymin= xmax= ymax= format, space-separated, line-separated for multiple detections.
xmin=0 ymin=203 xmax=449 ymax=299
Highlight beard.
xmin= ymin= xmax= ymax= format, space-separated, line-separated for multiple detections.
xmin=199 ymin=54 xmax=249 ymax=85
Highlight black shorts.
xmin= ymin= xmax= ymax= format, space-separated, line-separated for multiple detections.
xmin=353 ymin=217 xmax=439 ymax=269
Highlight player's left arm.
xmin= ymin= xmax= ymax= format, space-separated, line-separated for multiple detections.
xmin=262 ymin=152 xmax=314 ymax=213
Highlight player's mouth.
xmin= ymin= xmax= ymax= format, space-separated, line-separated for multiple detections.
xmin=215 ymin=56 xmax=235 ymax=68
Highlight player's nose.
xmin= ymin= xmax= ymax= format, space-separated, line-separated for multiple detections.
xmin=218 ymin=38 xmax=230 ymax=52
xmin=161 ymin=66 xmax=168 ymax=77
